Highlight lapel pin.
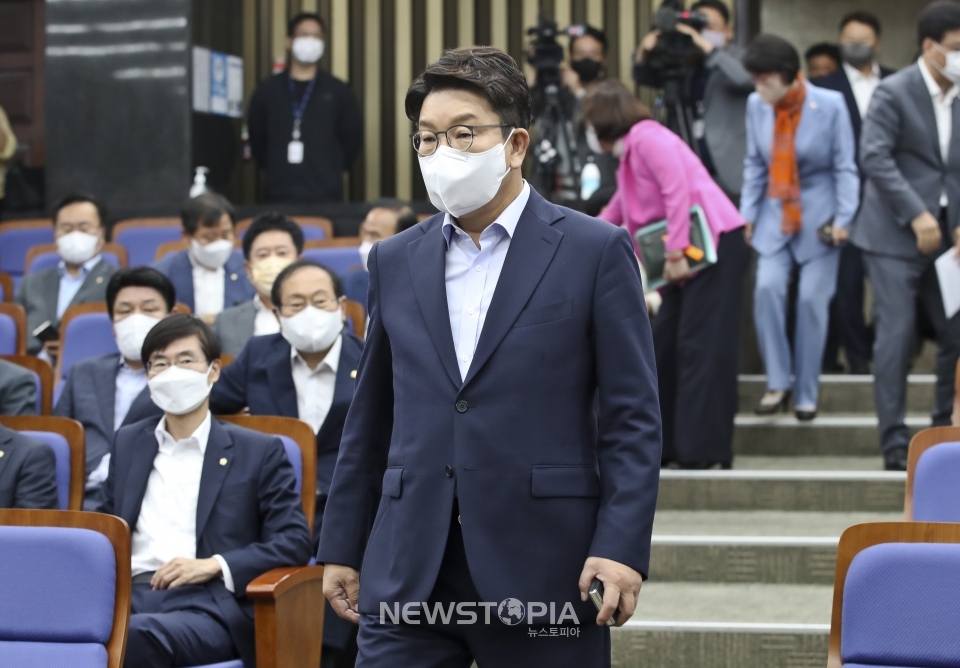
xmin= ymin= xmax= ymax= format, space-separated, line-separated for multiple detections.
xmin=96 ymin=276 xmax=104 ymax=284
xmin=230 ymin=273 xmax=238 ymax=281
xmin=219 ymin=457 xmax=227 ymax=466
xmin=350 ymin=370 xmax=357 ymax=379
xmin=0 ymin=451 xmax=4 ymax=458
xmin=810 ymin=101 xmax=818 ymax=109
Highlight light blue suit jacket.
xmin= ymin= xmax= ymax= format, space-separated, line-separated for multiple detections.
xmin=740 ymin=83 xmax=860 ymax=263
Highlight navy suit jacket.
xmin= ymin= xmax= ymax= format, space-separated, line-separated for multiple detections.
xmin=54 ymin=353 xmax=163 ymax=478
xmin=342 ymin=268 xmax=369 ymax=311
xmin=812 ymin=65 xmax=896 ymax=162
xmin=0 ymin=424 xmax=58 ymax=509
xmin=98 ymin=416 xmax=311 ymax=666
xmin=317 ymin=188 xmax=662 ymax=620
xmin=154 ymin=249 xmax=255 ymax=313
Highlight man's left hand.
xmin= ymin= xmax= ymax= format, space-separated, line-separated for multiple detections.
xmin=578 ymin=557 xmax=643 ymax=627
xmin=832 ymin=226 xmax=850 ymax=246
xmin=151 ymin=557 xmax=222 ymax=590
xmin=675 ymin=24 xmax=715 ymax=54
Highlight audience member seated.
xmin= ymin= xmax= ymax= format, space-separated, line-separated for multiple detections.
xmin=16 ymin=193 xmax=117 ymax=356
xmin=54 ymin=267 xmax=173 ymax=508
xmin=212 ymin=213 xmax=304 ymax=356
xmin=0 ymin=422 xmax=58 ymax=508
xmin=154 ymin=192 xmax=255 ymax=326
xmin=98 ymin=314 xmax=311 ymax=668
xmin=0 ymin=359 xmax=37 ymax=415
xmin=210 ymin=259 xmax=362 ymax=665
xmin=344 ymin=199 xmax=419 ymax=309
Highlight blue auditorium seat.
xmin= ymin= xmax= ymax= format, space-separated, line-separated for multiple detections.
xmin=59 ymin=312 xmax=118 ymax=381
xmin=302 ymin=247 xmax=362 ymax=277
xmin=913 ymin=441 xmax=960 ymax=522
xmin=23 ymin=431 xmax=72 ymax=510
xmin=0 ymin=313 xmax=19 ymax=355
xmin=113 ymin=225 xmax=182 ymax=268
xmin=0 ymin=223 xmax=54 ymax=279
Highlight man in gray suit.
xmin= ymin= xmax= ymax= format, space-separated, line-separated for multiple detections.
xmin=16 ymin=193 xmax=117 ymax=356
xmin=0 ymin=359 xmax=37 ymax=416
xmin=0 ymin=424 xmax=58 ymax=509
xmin=54 ymin=267 xmax=171 ymax=507
xmin=634 ymin=0 xmax=754 ymax=202
xmin=212 ymin=213 xmax=303 ymax=356
xmin=852 ymin=0 xmax=960 ymax=470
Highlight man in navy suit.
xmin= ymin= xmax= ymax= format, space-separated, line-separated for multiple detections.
xmin=343 ymin=200 xmax=419 ymax=310
xmin=55 ymin=267 xmax=171 ymax=507
xmin=154 ymin=192 xmax=255 ymax=325
xmin=813 ymin=10 xmax=895 ymax=375
xmin=99 ymin=315 xmax=311 ymax=668
xmin=210 ymin=259 xmax=363 ymax=665
xmin=0 ymin=424 xmax=58 ymax=509
xmin=318 ymin=47 xmax=661 ymax=666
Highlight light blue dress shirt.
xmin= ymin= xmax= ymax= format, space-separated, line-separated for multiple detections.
xmin=56 ymin=255 xmax=102 ymax=319
xmin=443 ymin=182 xmax=530 ymax=381
xmin=114 ymin=359 xmax=148 ymax=431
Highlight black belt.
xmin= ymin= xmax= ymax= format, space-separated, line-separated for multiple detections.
xmin=132 ymin=571 xmax=155 ymax=585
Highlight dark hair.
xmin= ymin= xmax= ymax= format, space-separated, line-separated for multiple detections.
xmin=582 ymin=80 xmax=652 ymax=141
xmin=367 ymin=198 xmax=416 ymax=235
xmin=396 ymin=211 xmax=420 ymax=234
xmin=271 ymin=259 xmax=344 ymax=309
xmin=241 ymin=213 xmax=305 ymax=260
xmin=804 ymin=42 xmax=842 ymax=67
xmin=141 ymin=314 xmax=221 ymax=368
xmin=569 ymin=25 xmax=608 ymax=56
xmin=691 ymin=0 xmax=730 ymax=26
xmin=53 ymin=193 xmax=107 ymax=229
xmin=180 ymin=192 xmax=235 ymax=235
xmin=919 ymin=0 xmax=960 ymax=45
xmin=840 ymin=11 xmax=882 ymax=37
xmin=106 ymin=267 xmax=176 ymax=319
xmin=405 ymin=46 xmax=534 ymax=134
xmin=288 ymin=12 xmax=326 ymax=37
xmin=744 ymin=34 xmax=802 ymax=84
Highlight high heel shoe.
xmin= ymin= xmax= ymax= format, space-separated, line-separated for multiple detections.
xmin=755 ymin=390 xmax=791 ymax=415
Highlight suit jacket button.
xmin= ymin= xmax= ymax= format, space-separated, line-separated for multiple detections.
xmin=445 ymin=465 xmax=453 ymax=477
xmin=455 ymin=400 xmax=468 ymax=413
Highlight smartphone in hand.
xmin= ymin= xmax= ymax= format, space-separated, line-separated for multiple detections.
xmin=588 ymin=578 xmax=619 ymax=627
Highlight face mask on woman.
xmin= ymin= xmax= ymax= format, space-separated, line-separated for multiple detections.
xmin=756 ymin=76 xmax=792 ymax=105
xmin=585 ymin=125 xmax=625 ymax=158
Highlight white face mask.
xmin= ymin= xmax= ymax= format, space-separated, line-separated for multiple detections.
xmin=292 ymin=36 xmax=324 ymax=64
xmin=358 ymin=240 xmax=374 ymax=271
xmin=191 ymin=238 xmax=234 ymax=270
xmin=57 ymin=231 xmax=100 ymax=265
xmin=756 ymin=78 xmax=791 ymax=105
xmin=585 ymin=125 xmax=603 ymax=155
xmin=114 ymin=313 xmax=162 ymax=362
xmin=418 ymin=129 xmax=515 ymax=218
xmin=148 ymin=364 xmax=214 ymax=416
xmin=934 ymin=43 xmax=960 ymax=84
xmin=280 ymin=305 xmax=342 ymax=353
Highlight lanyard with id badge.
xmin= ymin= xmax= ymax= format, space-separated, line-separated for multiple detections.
xmin=287 ymin=75 xmax=317 ymax=164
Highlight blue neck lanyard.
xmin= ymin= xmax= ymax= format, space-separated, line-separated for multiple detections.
xmin=287 ymin=74 xmax=317 ymax=140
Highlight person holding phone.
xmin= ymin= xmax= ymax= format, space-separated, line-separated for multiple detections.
xmin=741 ymin=35 xmax=859 ymax=421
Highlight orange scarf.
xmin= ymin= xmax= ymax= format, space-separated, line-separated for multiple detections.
xmin=768 ymin=78 xmax=806 ymax=235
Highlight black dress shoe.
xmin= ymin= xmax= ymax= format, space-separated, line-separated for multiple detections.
xmin=884 ymin=446 xmax=908 ymax=471
xmin=795 ymin=409 xmax=817 ymax=422
xmin=848 ymin=359 xmax=871 ymax=375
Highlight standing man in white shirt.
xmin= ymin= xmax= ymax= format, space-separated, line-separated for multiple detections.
xmin=852 ymin=0 xmax=960 ymax=471
xmin=813 ymin=11 xmax=896 ymax=376
xmin=98 ymin=314 xmax=310 ymax=668
xmin=154 ymin=192 xmax=255 ymax=324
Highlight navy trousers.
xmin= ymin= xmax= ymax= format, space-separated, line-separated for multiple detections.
xmin=355 ymin=506 xmax=610 ymax=668
xmin=825 ymin=243 xmax=874 ymax=369
xmin=125 ymin=583 xmax=239 ymax=668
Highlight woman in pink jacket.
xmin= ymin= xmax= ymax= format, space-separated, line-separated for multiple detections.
xmin=585 ymin=80 xmax=748 ymax=469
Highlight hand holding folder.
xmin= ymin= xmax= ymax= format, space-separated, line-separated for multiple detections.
xmin=633 ymin=206 xmax=717 ymax=291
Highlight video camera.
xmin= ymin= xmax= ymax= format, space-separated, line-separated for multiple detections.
xmin=644 ymin=0 xmax=709 ymax=85
xmin=526 ymin=15 xmax=586 ymax=89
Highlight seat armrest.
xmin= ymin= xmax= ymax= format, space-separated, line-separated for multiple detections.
xmin=246 ymin=565 xmax=326 ymax=668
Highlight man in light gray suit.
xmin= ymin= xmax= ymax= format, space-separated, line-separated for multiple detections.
xmin=16 ymin=193 xmax=116 ymax=356
xmin=212 ymin=213 xmax=303 ymax=356
xmin=852 ymin=0 xmax=960 ymax=471
xmin=0 ymin=359 xmax=37 ymax=415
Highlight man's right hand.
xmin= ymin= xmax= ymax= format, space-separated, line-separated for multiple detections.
xmin=744 ymin=222 xmax=754 ymax=244
xmin=323 ymin=563 xmax=361 ymax=624
xmin=634 ymin=30 xmax=661 ymax=64
xmin=911 ymin=210 xmax=943 ymax=254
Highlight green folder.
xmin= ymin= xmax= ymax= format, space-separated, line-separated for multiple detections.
xmin=633 ymin=205 xmax=717 ymax=291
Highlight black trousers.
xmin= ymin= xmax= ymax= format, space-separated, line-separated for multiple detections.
xmin=825 ymin=242 xmax=874 ymax=368
xmin=655 ymin=230 xmax=749 ymax=466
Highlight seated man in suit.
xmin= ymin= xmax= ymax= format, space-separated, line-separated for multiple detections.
xmin=212 ymin=212 xmax=304 ymax=356
xmin=16 ymin=193 xmax=117 ymax=356
xmin=99 ymin=314 xmax=311 ymax=668
xmin=210 ymin=259 xmax=363 ymax=665
xmin=0 ymin=359 xmax=38 ymax=415
xmin=55 ymin=267 xmax=173 ymax=507
xmin=0 ymin=423 xmax=58 ymax=508
xmin=154 ymin=192 xmax=254 ymax=326
xmin=344 ymin=200 xmax=419 ymax=309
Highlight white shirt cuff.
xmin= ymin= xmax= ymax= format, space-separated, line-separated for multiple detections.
xmin=212 ymin=554 xmax=234 ymax=593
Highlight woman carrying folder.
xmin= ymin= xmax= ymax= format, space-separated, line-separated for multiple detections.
xmin=741 ymin=35 xmax=859 ymax=421
xmin=586 ymin=80 xmax=747 ymax=469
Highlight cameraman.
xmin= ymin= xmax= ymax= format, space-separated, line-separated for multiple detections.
xmin=633 ymin=0 xmax=754 ymax=203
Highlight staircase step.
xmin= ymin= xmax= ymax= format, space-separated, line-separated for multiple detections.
xmin=733 ymin=415 xmax=930 ymax=456
xmin=657 ymin=470 xmax=905 ymax=512
xmin=738 ymin=373 xmax=935 ymax=414
xmin=653 ymin=510 xmax=901 ymax=537
xmin=735 ymin=455 xmax=882 ymax=470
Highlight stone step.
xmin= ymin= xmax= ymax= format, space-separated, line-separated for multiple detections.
xmin=733 ymin=415 xmax=930 ymax=456
xmin=738 ymin=373 xmax=935 ymax=415
xmin=735 ymin=455 xmax=882 ymax=470
xmin=657 ymin=470 xmax=906 ymax=512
